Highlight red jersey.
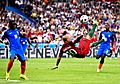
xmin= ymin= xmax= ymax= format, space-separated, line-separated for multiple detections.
xmin=78 ymin=38 xmax=93 ymax=57
xmin=59 ymin=41 xmax=79 ymax=57
xmin=58 ymin=37 xmax=94 ymax=58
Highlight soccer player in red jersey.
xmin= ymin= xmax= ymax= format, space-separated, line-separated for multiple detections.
xmin=52 ymin=23 xmax=104 ymax=69
xmin=77 ymin=28 xmax=98 ymax=58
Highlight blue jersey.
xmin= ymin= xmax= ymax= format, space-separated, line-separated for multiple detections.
xmin=2 ymin=29 xmax=25 ymax=61
xmin=20 ymin=37 xmax=29 ymax=52
xmin=99 ymin=31 xmax=113 ymax=48
xmin=97 ymin=30 xmax=114 ymax=56
xmin=2 ymin=29 xmax=22 ymax=49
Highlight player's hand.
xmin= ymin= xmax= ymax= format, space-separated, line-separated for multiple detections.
xmin=51 ymin=66 xmax=58 ymax=70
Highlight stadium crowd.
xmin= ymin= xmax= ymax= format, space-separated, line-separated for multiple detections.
xmin=0 ymin=0 xmax=120 ymax=49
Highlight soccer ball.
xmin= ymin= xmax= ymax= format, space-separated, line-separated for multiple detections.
xmin=80 ymin=15 xmax=88 ymax=22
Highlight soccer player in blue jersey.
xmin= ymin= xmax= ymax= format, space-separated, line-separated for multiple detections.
xmin=20 ymin=31 xmax=36 ymax=60
xmin=1 ymin=20 xmax=28 ymax=80
xmin=96 ymin=24 xmax=114 ymax=72
xmin=20 ymin=31 xmax=31 ymax=55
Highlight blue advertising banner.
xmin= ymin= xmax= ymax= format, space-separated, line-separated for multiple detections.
xmin=0 ymin=43 xmax=119 ymax=58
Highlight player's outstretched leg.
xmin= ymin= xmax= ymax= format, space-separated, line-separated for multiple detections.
xmin=88 ymin=24 xmax=97 ymax=38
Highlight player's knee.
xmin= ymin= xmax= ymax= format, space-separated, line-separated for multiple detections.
xmin=10 ymin=57 xmax=15 ymax=61
xmin=20 ymin=60 xmax=26 ymax=62
xmin=96 ymin=55 xmax=100 ymax=59
xmin=101 ymin=54 xmax=106 ymax=58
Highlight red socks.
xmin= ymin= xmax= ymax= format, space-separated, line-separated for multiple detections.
xmin=98 ymin=63 xmax=103 ymax=69
xmin=7 ymin=61 xmax=14 ymax=73
xmin=7 ymin=60 xmax=26 ymax=75
xmin=21 ymin=61 xmax=26 ymax=74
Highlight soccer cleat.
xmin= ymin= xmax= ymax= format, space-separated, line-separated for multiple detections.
xmin=6 ymin=72 xmax=10 ymax=80
xmin=97 ymin=69 xmax=100 ymax=72
xmin=51 ymin=66 xmax=58 ymax=70
xmin=20 ymin=74 xmax=29 ymax=80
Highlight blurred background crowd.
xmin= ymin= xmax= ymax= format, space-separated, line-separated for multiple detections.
xmin=0 ymin=0 xmax=120 ymax=49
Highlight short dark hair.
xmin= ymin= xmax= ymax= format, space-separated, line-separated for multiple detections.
xmin=9 ymin=20 xmax=16 ymax=29
xmin=62 ymin=31 xmax=67 ymax=36
xmin=63 ymin=37 xmax=67 ymax=42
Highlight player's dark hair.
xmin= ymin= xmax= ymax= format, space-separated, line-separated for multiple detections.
xmin=9 ymin=20 xmax=15 ymax=29
xmin=62 ymin=31 xmax=67 ymax=36
xmin=63 ymin=38 xmax=67 ymax=42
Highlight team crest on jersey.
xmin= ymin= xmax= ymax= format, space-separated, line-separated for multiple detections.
xmin=17 ymin=31 xmax=19 ymax=34
xmin=23 ymin=42 xmax=25 ymax=44
xmin=9 ymin=32 xmax=12 ymax=34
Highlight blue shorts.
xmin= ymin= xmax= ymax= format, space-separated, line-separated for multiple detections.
xmin=9 ymin=47 xmax=26 ymax=61
xmin=97 ymin=46 xmax=110 ymax=56
xmin=22 ymin=45 xmax=27 ymax=53
xmin=23 ymin=48 xmax=27 ymax=53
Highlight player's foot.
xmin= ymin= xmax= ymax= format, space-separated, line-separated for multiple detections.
xmin=6 ymin=72 xmax=10 ymax=80
xmin=20 ymin=74 xmax=29 ymax=80
xmin=51 ymin=66 xmax=58 ymax=70
xmin=97 ymin=69 xmax=100 ymax=72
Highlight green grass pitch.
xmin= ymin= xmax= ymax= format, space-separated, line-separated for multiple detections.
xmin=0 ymin=58 xmax=120 ymax=84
